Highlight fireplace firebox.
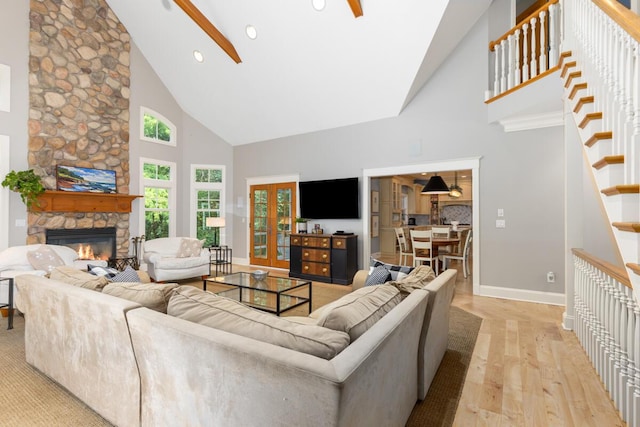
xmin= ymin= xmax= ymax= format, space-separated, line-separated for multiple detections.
xmin=46 ymin=227 xmax=117 ymax=261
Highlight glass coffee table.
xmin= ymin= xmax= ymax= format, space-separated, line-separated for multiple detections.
xmin=206 ymin=272 xmax=312 ymax=316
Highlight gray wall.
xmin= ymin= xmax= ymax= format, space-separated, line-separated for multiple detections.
xmin=234 ymin=13 xmax=569 ymax=294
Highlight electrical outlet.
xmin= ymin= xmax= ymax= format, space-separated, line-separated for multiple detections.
xmin=547 ymin=272 xmax=555 ymax=283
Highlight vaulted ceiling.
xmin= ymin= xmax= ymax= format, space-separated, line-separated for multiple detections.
xmin=105 ymin=0 xmax=492 ymax=145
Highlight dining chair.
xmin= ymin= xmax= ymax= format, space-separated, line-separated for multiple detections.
xmin=409 ymin=229 xmax=439 ymax=275
xmin=442 ymin=229 xmax=472 ymax=278
xmin=394 ymin=227 xmax=412 ymax=266
xmin=431 ymin=226 xmax=452 ymax=254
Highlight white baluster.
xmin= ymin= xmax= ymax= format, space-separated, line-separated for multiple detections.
xmin=500 ymin=39 xmax=507 ymax=93
xmin=514 ymin=29 xmax=522 ymax=86
xmin=539 ymin=10 xmax=548 ymax=73
xmin=494 ymin=42 xmax=501 ymax=97
xmin=507 ymin=34 xmax=514 ymax=90
xmin=530 ymin=17 xmax=538 ymax=78
xmin=522 ymin=23 xmax=530 ymax=82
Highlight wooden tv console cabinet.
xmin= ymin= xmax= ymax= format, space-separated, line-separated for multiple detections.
xmin=289 ymin=233 xmax=358 ymax=285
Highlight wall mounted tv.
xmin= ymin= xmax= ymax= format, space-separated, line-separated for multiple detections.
xmin=299 ymin=177 xmax=360 ymax=219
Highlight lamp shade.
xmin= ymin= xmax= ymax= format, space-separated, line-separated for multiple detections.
xmin=206 ymin=217 xmax=226 ymax=228
xmin=421 ymin=175 xmax=450 ymax=194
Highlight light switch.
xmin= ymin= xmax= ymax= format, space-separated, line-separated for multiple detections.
xmin=497 ymin=208 xmax=504 ymax=217
xmin=496 ymin=219 xmax=506 ymax=228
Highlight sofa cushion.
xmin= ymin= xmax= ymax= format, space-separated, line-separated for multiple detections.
xmin=168 ymin=286 xmax=350 ymax=359
xmin=370 ymin=258 xmax=414 ymax=280
xmin=311 ymin=284 xmax=402 ymax=341
xmin=27 ymin=245 xmax=65 ymax=273
xmin=49 ymin=266 xmax=109 ymax=291
xmin=388 ymin=265 xmax=437 ymax=296
xmin=176 ymin=238 xmax=204 ymax=258
xmin=111 ymin=266 xmax=141 ymax=283
xmin=102 ymin=282 xmax=179 ymax=312
xmin=364 ymin=265 xmax=392 ymax=286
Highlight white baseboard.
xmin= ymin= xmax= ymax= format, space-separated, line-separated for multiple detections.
xmin=479 ymin=285 xmax=566 ymax=306
xmin=562 ymin=312 xmax=574 ymax=330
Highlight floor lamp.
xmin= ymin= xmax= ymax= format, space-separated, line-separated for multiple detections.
xmin=206 ymin=217 xmax=226 ymax=247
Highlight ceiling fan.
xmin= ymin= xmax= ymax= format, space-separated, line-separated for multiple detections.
xmin=173 ymin=0 xmax=363 ymax=64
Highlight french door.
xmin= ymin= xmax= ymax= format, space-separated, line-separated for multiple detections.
xmin=249 ymin=182 xmax=296 ymax=269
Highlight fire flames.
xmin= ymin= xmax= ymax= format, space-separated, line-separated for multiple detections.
xmin=77 ymin=244 xmax=108 ymax=261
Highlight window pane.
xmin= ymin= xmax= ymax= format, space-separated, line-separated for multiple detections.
xmin=157 ymin=165 xmax=171 ymax=181
xmin=143 ymin=163 xmax=157 ymax=179
xmin=144 ymin=187 xmax=169 ymax=209
xmin=144 ymin=112 xmax=173 ymax=143
xmin=157 ymin=121 xmax=171 ymax=142
xmin=195 ymin=168 xmax=223 ymax=183
xmin=145 ymin=211 xmax=169 ymax=239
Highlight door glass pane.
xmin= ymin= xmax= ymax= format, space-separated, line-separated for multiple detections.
xmin=253 ymin=189 xmax=268 ymax=259
xmin=276 ymin=188 xmax=292 ymax=261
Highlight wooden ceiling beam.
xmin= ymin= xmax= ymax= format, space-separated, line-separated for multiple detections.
xmin=347 ymin=0 xmax=363 ymax=18
xmin=173 ymin=0 xmax=242 ymax=64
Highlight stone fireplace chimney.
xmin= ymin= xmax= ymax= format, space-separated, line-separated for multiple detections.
xmin=27 ymin=0 xmax=133 ymax=256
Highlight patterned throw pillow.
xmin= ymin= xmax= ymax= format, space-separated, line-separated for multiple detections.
xmin=88 ymin=264 xmax=119 ymax=279
xmin=176 ymin=238 xmax=204 ymax=258
xmin=369 ymin=258 xmax=414 ymax=280
xmin=110 ymin=266 xmax=141 ymax=283
xmin=364 ymin=265 xmax=392 ymax=286
xmin=26 ymin=245 xmax=66 ymax=273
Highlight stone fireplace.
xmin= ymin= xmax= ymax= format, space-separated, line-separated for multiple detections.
xmin=46 ymin=227 xmax=116 ymax=261
xmin=27 ymin=0 xmax=132 ymax=256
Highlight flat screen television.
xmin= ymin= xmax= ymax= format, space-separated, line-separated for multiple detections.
xmin=299 ymin=177 xmax=360 ymax=219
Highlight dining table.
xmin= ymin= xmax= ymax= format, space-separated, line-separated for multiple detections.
xmin=409 ymin=236 xmax=460 ymax=272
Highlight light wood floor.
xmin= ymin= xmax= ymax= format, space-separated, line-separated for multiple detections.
xmin=235 ymin=259 xmax=625 ymax=426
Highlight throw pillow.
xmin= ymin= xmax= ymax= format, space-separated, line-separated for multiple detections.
xmin=110 ymin=266 xmax=141 ymax=283
xmin=88 ymin=264 xmax=119 ymax=279
xmin=364 ymin=265 xmax=391 ymax=286
xmin=102 ymin=282 xmax=179 ymax=313
xmin=312 ymin=284 xmax=402 ymax=341
xmin=176 ymin=238 xmax=204 ymax=258
xmin=388 ymin=265 xmax=436 ymax=296
xmin=26 ymin=245 xmax=66 ymax=273
xmin=370 ymin=258 xmax=414 ymax=280
xmin=49 ymin=266 xmax=109 ymax=291
xmin=168 ymin=286 xmax=350 ymax=359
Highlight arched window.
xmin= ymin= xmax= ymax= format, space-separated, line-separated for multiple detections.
xmin=140 ymin=107 xmax=177 ymax=146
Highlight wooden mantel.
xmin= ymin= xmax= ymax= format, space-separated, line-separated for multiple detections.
xmin=32 ymin=191 xmax=142 ymax=213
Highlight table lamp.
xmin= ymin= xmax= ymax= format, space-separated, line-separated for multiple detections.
xmin=206 ymin=217 xmax=226 ymax=247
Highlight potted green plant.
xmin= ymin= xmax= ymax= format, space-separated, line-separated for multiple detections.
xmin=295 ymin=217 xmax=309 ymax=233
xmin=1 ymin=169 xmax=46 ymax=209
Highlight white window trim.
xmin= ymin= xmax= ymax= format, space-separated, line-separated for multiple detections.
xmin=139 ymin=157 xmax=177 ymax=238
xmin=0 ymin=135 xmax=9 ymax=250
xmin=190 ymin=164 xmax=226 ymax=244
xmin=139 ymin=106 xmax=177 ymax=147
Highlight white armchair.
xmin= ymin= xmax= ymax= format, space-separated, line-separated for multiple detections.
xmin=143 ymin=237 xmax=210 ymax=282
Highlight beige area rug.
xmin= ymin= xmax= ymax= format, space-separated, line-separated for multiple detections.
xmin=0 ymin=293 xmax=481 ymax=426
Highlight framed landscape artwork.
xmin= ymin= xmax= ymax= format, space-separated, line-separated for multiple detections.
xmin=371 ymin=190 xmax=379 ymax=213
xmin=56 ymin=166 xmax=117 ymax=193
xmin=371 ymin=215 xmax=379 ymax=237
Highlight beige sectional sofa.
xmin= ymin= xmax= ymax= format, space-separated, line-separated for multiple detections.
xmin=15 ymin=265 xmax=457 ymax=427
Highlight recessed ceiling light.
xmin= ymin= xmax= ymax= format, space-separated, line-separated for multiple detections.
xmin=245 ymin=25 xmax=257 ymax=40
xmin=193 ymin=50 xmax=204 ymax=63
xmin=312 ymin=0 xmax=326 ymax=11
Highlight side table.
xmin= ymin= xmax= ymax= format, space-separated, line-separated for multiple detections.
xmin=209 ymin=245 xmax=232 ymax=278
xmin=0 ymin=277 xmax=14 ymax=330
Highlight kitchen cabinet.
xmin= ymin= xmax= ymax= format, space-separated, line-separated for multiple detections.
xmin=379 ymin=178 xmax=403 ymax=256
xmin=410 ymin=184 xmax=430 ymax=215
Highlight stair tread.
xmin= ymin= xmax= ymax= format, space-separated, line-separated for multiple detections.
xmin=613 ymin=222 xmax=640 ymax=232
xmin=569 ymin=82 xmax=588 ymax=100
xmin=579 ymin=112 xmax=603 ymax=129
xmin=627 ymin=263 xmax=640 ymax=275
xmin=593 ymin=155 xmax=624 ymax=170
xmin=561 ymin=61 xmax=577 ymax=78
xmin=585 ymin=131 xmax=613 ymax=147
xmin=564 ymin=71 xmax=582 ymax=88
xmin=573 ymin=96 xmax=594 ymax=114
xmin=601 ymin=184 xmax=640 ymax=196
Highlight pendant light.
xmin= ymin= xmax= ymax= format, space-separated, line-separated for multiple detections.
xmin=449 ymin=172 xmax=463 ymax=198
xmin=421 ymin=173 xmax=450 ymax=194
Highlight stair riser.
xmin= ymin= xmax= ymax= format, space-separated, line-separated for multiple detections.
xmin=601 ymin=194 xmax=640 ymax=223
xmin=613 ymin=231 xmax=640 ymax=265
xmin=585 ymin=138 xmax=613 ymax=160
xmin=593 ymin=164 xmax=624 ymax=189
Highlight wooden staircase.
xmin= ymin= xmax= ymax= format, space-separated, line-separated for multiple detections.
xmin=560 ymin=50 xmax=640 ymax=291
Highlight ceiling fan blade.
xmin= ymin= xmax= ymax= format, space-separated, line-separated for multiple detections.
xmin=174 ymin=0 xmax=242 ymax=64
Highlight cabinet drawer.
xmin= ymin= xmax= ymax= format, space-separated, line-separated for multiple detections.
xmin=301 ymin=248 xmax=330 ymax=263
xmin=290 ymin=235 xmax=303 ymax=246
xmin=301 ymin=236 xmax=331 ymax=248
xmin=332 ymin=237 xmax=348 ymax=250
xmin=302 ymin=262 xmax=331 ymax=277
